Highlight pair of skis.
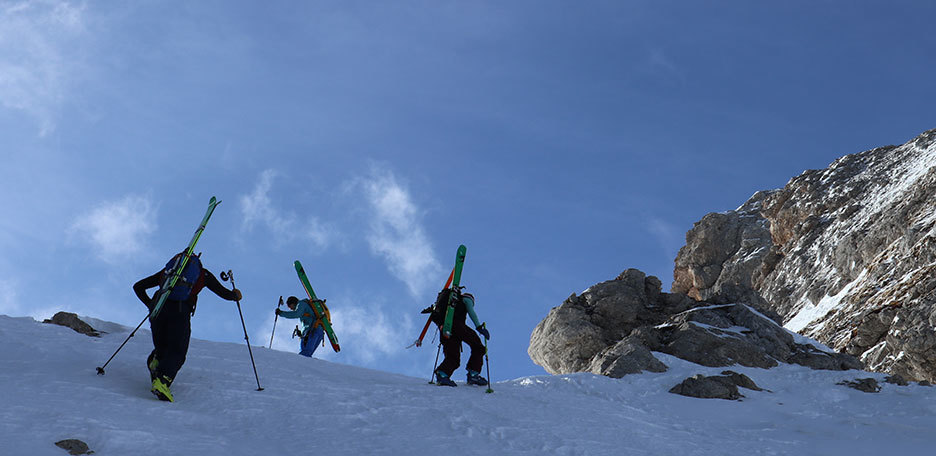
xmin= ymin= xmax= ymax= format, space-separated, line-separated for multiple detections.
xmin=150 ymin=196 xmax=221 ymax=319
xmin=410 ymin=244 xmax=467 ymax=348
xmin=294 ymin=260 xmax=341 ymax=353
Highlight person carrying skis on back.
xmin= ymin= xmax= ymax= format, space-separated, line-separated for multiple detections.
xmin=133 ymin=252 xmax=242 ymax=402
xmin=428 ymin=287 xmax=490 ymax=387
xmin=275 ymin=296 xmax=328 ymax=357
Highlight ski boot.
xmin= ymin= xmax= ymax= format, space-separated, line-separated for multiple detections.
xmin=435 ymin=370 xmax=457 ymax=387
xmin=147 ymin=353 xmax=159 ymax=383
xmin=151 ymin=375 xmax=174 ymax=402
xmin=467 ymin=370 xmax=489 ymax=386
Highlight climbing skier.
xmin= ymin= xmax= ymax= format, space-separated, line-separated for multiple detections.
xmin=427 ymin=288 xmax=490 ymax=387
xmin=133 ymin=252 xmax=242 ymax=402
xmin=275 ymin=296 xmax=328 ymax=357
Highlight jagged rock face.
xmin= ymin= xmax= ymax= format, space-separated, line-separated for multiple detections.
xmin=528 ymin=270 xmax=858 ymax=377
xmin=528 ymin=269 xmax=691 ymax=375
xmin=672 ymin=128 xmax=936 ymax=382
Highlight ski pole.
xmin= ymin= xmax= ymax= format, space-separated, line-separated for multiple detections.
xmin=430 ymin=331 xmax=442 ymax=384
xmin=220 ymin=270 xmax=264 ymax=391
xmin=269 ymin=296 xmax=282 ymax=349
xmin=96 ymin=314 xmax=149 ymax=375
xmin=484 ymin=334 xmax=493 ymax=394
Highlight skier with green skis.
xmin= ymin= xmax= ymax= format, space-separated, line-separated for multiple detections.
xmin=133 ymin=252 xmax=242 ymax=402
xmin=428 ymin=288 xmax=491 ymax=387
xmin=275 ymin=296 xmax=329 ymax=357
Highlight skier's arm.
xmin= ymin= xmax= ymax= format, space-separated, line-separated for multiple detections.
xmin=133 ymin=272 xmax=161 ymax=307
xmin=463 ymin=295 xmax=483 ymax=328
xmin=277 ymin=308 xmax=301 ymax=319
xmin=203 ymin=270 xmax=240 ymax=301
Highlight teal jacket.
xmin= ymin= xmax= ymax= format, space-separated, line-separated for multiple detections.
xmin=463 ymin=294 xmax=482 ymax=328
xmin=279 ymin=299 xmax=322 ymax=336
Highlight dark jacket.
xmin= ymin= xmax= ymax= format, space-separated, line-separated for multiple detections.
xmin=133 ymin=267 xmax=237 ymax=312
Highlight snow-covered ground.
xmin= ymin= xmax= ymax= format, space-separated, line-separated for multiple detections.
xmin=3 ymin=314 xmax=935 ymax=456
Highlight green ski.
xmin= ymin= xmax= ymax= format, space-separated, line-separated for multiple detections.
xmin=150 ymin=196 xmax=221 ymax=320
xmin=294 ymin=260 xmax=341 ymax=352
xmin=441 ymin=244 xmax=467 ymax=338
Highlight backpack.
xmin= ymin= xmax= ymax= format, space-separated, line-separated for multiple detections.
xmin=429 ymin=287 xmax=462 ymax=326
xmin=161 ymin=253 xmax=204 ymax=301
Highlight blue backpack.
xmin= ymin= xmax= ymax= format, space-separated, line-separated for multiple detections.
xmin=162 ymin=253 xmax=204 ymax=301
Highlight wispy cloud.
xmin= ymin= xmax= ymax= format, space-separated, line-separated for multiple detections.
xmin=361 ymin=166 xmax=441 ymax=297
xmin=0 ymin=0 xmax=88 ymax=136
xmin=645 ymin=216 xmax=683 ymax=261
xmin=0 ymin=279 xmax=21 ymax=316
xmin=69 ymin=194 xmax=157 ymax=263
xmin=328 ymin=303 xmax=404 ymax=363
xmin=240 ymin=169 xmax=334 ymax=249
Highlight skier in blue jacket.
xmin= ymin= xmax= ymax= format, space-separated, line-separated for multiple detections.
xmin=276 ymin=296 xmax=326 ymax=357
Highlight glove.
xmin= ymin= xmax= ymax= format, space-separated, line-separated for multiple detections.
xmin=233 ymin=289 xmax=242 ymax=301
xmin=477 ymin=324 xmax=490 ymax=340
xmin=275 ymin=308 xmax=282 ymax=316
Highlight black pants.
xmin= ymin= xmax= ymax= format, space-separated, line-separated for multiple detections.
xmin=149 ymin=300 xmax=192 ymax=382
xmin=437 ymin=323 xmax=485 ymax=377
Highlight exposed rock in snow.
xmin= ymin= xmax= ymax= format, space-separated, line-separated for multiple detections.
xmin=669 ymin=370 xmax=763 ymax=400
xmin=528 ymin=269 xmax=859 ymax=376
xmin=671 ymin=128 xmax=936 ymax=382
xmin=43 ymin=312 xmax=100 ymax=337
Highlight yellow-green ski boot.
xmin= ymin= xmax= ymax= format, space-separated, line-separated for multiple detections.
xmin=151 ymin=376 xmax=174 ymax=402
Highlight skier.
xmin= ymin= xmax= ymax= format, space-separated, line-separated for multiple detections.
xmin=133 ymin=252 xmax=242 ymax=402
xmin=428 ymin=288 xmax=491 ymax=387
xmin=275 ymin=296 xmax=328 ymax=357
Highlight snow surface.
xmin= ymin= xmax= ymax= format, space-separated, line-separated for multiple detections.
xmin=3 ymin=315 xmax=936 ymax=456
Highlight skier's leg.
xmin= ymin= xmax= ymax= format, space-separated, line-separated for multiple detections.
xmin=155 ymin=308 xmax=191 ymax=382
xmin=305 ymin=326 xmax=325 ymax=357
xmin=461 ymin=326 xmax=486 ymax=374
xmin=436 ymin=334 xmax=462 ymax=377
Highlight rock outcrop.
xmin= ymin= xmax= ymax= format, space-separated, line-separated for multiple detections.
xmin=532 ymin=128 xmax=936 ymax=382
xmin=528 ymin=270 xmax=858 ymax=378
xmin=672 ymin=128 xmax=936 ymax=382
xmin=43 ymin=312 xmax=100 ymax=337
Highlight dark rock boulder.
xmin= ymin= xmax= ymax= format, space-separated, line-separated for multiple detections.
xmin=43 ymin=312 xmax=100 ymax=337
xmin=55 ymin=439 xmax=94 ymax=455
xmin=836 ymin=378 xmax=881 ymax=393
xmin=668 ymin=370 xmax=762 ymax=400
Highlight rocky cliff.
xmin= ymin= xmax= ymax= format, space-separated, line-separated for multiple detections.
xmin=531 ymin=128 xmax=936 ymax=382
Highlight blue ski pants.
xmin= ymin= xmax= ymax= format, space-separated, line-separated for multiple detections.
xmin=299 ymin=326 xmax=325 ymax=357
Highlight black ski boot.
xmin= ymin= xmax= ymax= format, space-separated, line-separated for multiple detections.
xmin=435 ymin=371 xmax=457 ymax=387
xmin=467 ymin=370 xmax=488 ymax=386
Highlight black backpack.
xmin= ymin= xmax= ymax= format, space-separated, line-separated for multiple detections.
xmin=428 ymin=287 xmax=464 ymax=326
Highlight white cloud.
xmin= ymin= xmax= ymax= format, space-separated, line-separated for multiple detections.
xmin=69 ymin=194 xmax=157 ymax=263
xmin=645 ymin=216 xmax=683 ymax=260
xmin=361 ymin=167 xmax=441 ymax=297
xmin=0 ymin=0 xmax=88 ymax=136
xmin=327 ymin=304 xmax=402 ymax=364
xmin=0 ymin=279 xmax=21 ymax=316
xmin=241 ymin=169 xmax=333 ymax=248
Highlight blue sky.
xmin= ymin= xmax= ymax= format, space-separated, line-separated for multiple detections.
xmin=2 ymin=0 xmax=935 ymax=381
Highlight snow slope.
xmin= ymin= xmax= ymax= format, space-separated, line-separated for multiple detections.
xmin=2 ymin=314 xmax=935 ymax=456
